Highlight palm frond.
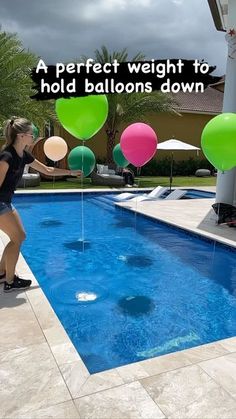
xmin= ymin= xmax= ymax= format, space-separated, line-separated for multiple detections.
xmin=0 ymin=29 xmax=55 ymax=130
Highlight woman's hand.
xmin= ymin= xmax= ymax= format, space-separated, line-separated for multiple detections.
xmin=70 ymin=170 xmax=83 ymax=177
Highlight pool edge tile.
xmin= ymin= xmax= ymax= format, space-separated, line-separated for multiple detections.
xmin=74 ymin=381 xmax=166 ymax=419
xmin=61 ymin=365 xmax=125 ymax=399
xmin=140 ymin=350 xmax=192 ymax=377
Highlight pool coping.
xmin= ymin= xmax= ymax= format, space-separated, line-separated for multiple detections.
xmin=1 ymin=187 xmax=236 ymax=417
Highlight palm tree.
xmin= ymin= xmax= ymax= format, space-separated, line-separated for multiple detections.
xmin=0 ymin=29 xmax=54 ymax=133
xmin=81 ymin=46 xmax=177 ymax=162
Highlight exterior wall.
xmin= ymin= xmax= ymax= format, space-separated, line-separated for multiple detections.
xmin=55 ymin=111 xmax=216 ymax=163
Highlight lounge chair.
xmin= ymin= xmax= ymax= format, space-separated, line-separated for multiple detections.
xmin=163 ymin=189 xmax=187 ymax=200
xmin=17 ymin=165 xmax=40 ymax=188
xmin=115 ymin=186 xmax=167 ymax=202
xmin=90 ymin=163 xmax=126 ymax=186
xmin=91 ymin=171 xmax=125 ymax=186
xmin=129 ymin=188 xmax=187 ymax=202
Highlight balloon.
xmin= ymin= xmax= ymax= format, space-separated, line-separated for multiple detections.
xmin=44 ymin=136 xmax=68 ymax=161
xmin=55 ymin=95 xmax=108 ymax=140
xmin=201 ymin=113 xmax=236 ymax=171
xmin=32 ymin=123 xmax=39 ymax=140
xmin=112 ymin=144 xmax=129 ymax=168
xmin=68 ymin=146 xmax=96 ymax=177
xmin=120 ymin=123 xmax=158 ymax=167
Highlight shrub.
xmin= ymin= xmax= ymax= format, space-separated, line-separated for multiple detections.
xmin=136 ymin=157 xmax=214 ymax=176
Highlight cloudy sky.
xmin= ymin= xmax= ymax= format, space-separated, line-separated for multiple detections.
xmin=0 ymin=0 xmax=227 ymax=75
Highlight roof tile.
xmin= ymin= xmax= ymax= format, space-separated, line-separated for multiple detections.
xmin=173 ymin=87 xmax=223 ymax=114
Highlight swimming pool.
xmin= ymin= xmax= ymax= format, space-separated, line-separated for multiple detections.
xmin=14 ymin=192 xmax=236 ymax=373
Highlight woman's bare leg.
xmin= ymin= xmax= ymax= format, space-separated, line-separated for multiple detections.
xmin=0 ymin=209 xmax=26 ymax=283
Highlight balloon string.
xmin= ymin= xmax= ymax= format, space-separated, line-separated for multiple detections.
xmin=211 ymin=239 xmax=216 ymax=277
xmin=211 ymin=202 xmax=220 ymax=274
xmin=81 ymin=141 xmax=85 ymax=252
xmin=133 ymin=177 xmax=140 ymax=237
xmin=134 ymin=191 xmax=138 ymax=235
xmin=53 ymin=161 xmax=55 ymax=189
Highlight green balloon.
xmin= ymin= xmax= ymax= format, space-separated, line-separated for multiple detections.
xmin=32 ymin=123 xmax=39 ymax=140
xmin=201 ymin=113 xmax=236 ymax=171
xmin=56 ymin=95 xmax=108 ymax=140
xmin=68 ymin=146 xmax=96 ymax=177
xmin=112 ymin=143 xmax=129 ymax=168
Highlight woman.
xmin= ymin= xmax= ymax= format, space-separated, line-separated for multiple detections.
xmin=0 ymin=117 xmax=81 ymax=292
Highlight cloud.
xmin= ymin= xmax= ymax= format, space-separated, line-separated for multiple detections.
xmin=172 ymin=0 xmax=183 ymax=4
xmin=0 ymin=0 xmax=226 ymax=74
xmin=81 ymin=0 xmax=152 ymax=21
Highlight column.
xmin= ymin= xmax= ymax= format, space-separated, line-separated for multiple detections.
xmin=216 ymin=0 xmax=236 ymax=205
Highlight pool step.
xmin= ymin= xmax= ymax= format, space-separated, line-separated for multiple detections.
xmin=88 ymin=195 xmax=115 ymax=211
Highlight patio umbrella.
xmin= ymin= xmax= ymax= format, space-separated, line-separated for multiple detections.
xmin=157 ymin=139 xmax=200 ymax=191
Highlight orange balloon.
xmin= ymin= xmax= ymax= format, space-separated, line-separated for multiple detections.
xmin=44 ymin=136 xmax=68 ymax=161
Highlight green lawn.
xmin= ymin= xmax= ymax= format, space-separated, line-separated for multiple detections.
xmin=18 ymin=176 xmax=216 ymax=190
xmin=137 ymin=176 xmax=216 ymax=188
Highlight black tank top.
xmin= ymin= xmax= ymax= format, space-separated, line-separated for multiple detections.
xmin=0 ymin=145 xmax=35 ymax=203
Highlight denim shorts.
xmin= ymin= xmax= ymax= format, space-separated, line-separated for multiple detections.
xmin=0 ymin=202 xmax=15 ymax=216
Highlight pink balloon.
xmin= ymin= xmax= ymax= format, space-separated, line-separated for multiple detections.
xmin=120 ymin=123 xmax=158 ymax=167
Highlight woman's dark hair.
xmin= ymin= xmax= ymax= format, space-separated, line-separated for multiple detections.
xmin=3 ymin=117 xmax=32 ymax=149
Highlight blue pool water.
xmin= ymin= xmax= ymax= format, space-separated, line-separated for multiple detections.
xmin=183 ymin=189 xmax=215 ymax=199
xmin=14 ymin=192 xmax=235 ymax=373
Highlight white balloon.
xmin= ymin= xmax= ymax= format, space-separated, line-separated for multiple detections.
xmin=43 ymin=136 xmax=68 ymax=161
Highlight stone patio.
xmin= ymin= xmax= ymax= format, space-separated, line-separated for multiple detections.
xmin=0 ymin=187 xmax=235 ymax=418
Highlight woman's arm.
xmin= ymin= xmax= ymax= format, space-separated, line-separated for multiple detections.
xmin=29 ymin=159 xmax=82 ymax=177
xmin=0 ymin=161 xmax=9 ymax=188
